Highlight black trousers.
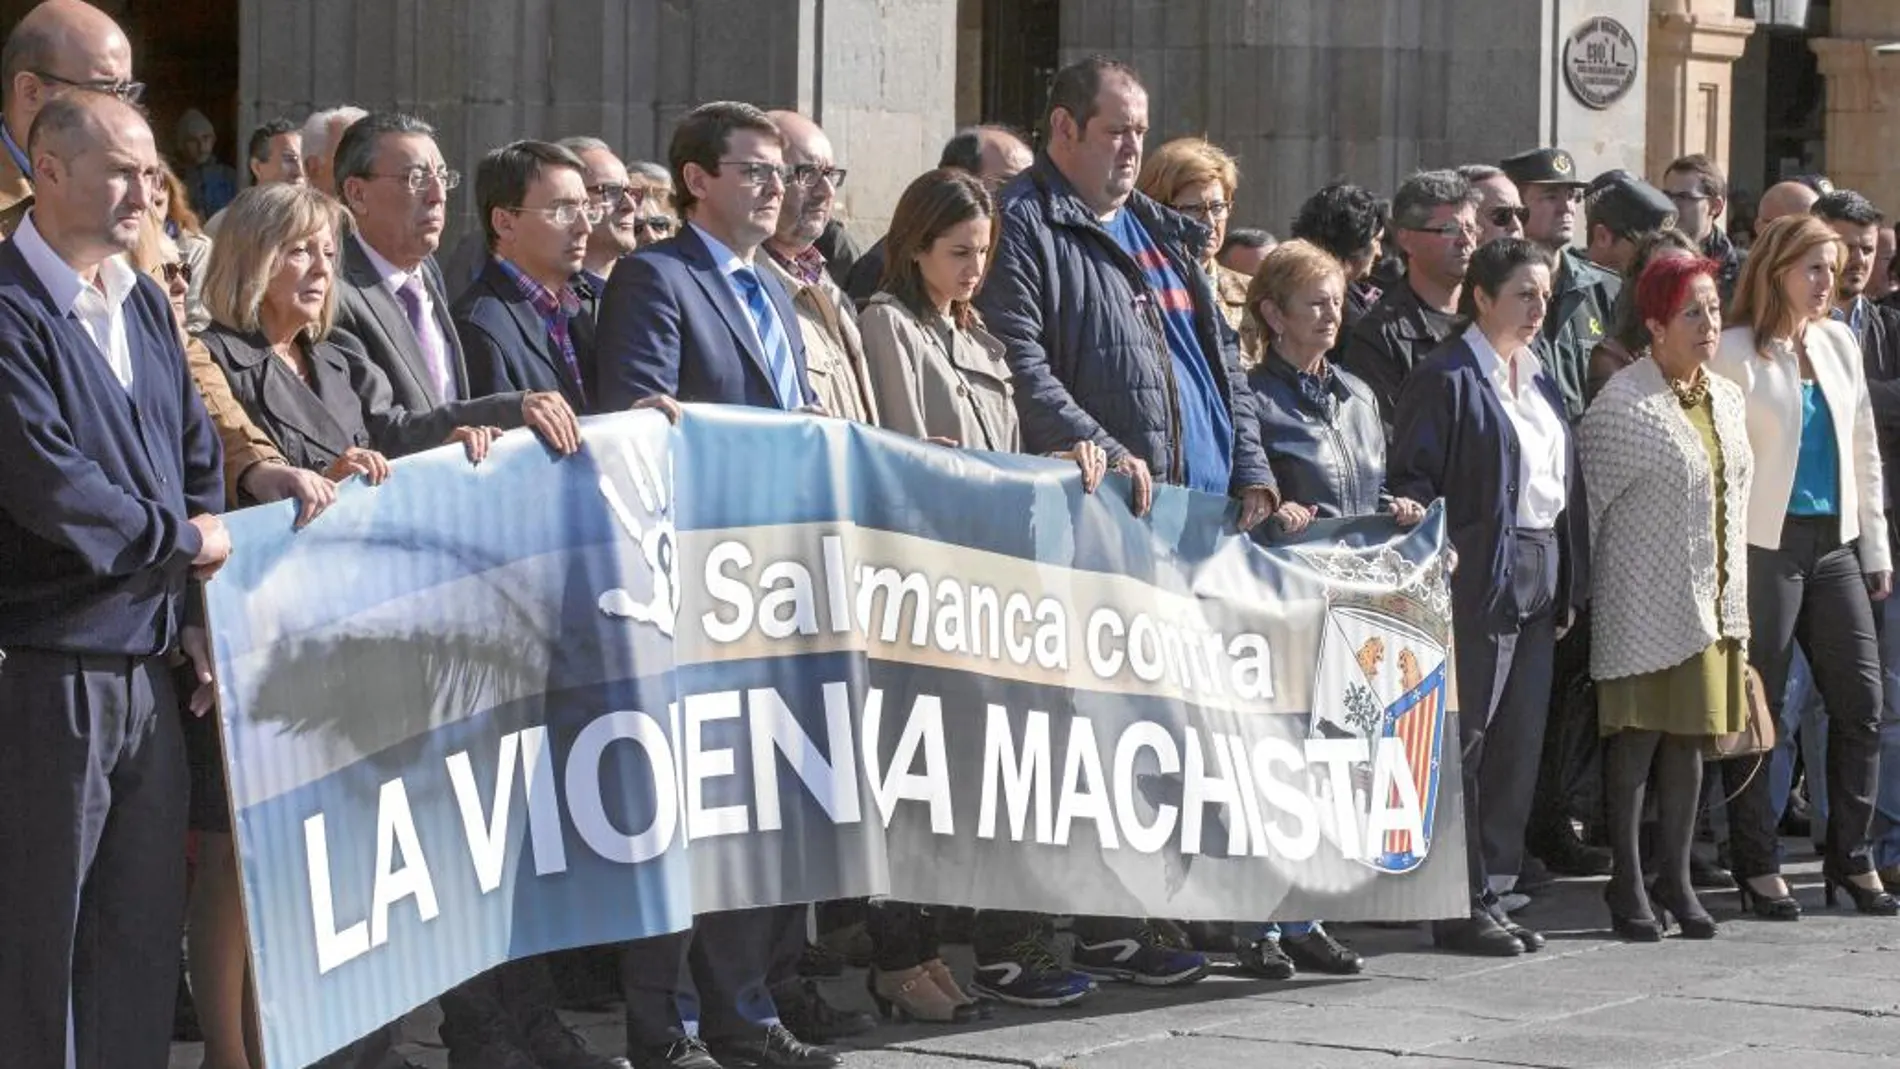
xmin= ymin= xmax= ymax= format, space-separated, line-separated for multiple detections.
xmin=1452 ymin=529 xmax=1561 ymax=904
xmin=438 ymin=957 xmax=565 ymax=1048
xmin=0 ymin=648 xmax=188 ymax=1069
xmin=621 ymin=906 xmax=782 ymax=1048
xmin=1723 ymin=520 xmax=1883 ymax=879
xmin=865 ymin=902 xmax=942 ymax=972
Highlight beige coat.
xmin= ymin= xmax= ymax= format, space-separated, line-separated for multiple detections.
xmin=858 ymin=293 xmax=1020 ymax=453
xmin=758 ymin=253 xmax=880 ymax=425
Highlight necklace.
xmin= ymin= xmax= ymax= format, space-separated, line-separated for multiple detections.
xmin=1665 ymin=370 xmax=1707 ymax=408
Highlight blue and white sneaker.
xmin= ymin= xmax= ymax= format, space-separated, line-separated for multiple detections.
xmin=971 ymin=937 xmax=1095 ymax=1008
xmin=1071 ymin=923 xmax=1209 ymax=986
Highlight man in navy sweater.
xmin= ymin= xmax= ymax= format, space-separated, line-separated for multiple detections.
xmin=0 ymin=92 xmax=229 ymax=1069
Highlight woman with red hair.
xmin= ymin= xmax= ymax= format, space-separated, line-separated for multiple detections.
xmin=1581 ymin=254 xmax=1753 ymax=941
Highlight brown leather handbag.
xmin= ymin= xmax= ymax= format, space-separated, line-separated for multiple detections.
xmin=1706 ymin=665 xmax=1776 ymax=761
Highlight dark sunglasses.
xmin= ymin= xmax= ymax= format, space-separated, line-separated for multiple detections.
xmin=160 ymin=261 xmax=193 ymax=285
xmin=1488 ymin=206 xmax=1531 ymax=227
xmin=634 ymin=216 xmax=675 ymax=237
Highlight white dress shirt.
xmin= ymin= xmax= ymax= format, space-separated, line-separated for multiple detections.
xmin=1466 ymin=324 xmax=1567 ymax=530
xmin=354 ymin=232 xmax=455 ymax=402
xmin=14 ymin=211 xmax=137 ymax=390
xmin=690 ymin=222 xmax=782 ymax=357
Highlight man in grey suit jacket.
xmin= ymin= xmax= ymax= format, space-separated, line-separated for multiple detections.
xmin=330 ymin=111 xmax=583 ymax=459
xmin=326 ymin=110 xmax=603 ymax=1069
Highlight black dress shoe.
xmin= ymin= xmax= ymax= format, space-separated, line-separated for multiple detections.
xmin=1488 ymin=906 xmax=1546 ymax=952
xmin=1690 ymin=854 xmax=1736 ymax=889
xmin=708 ymin=1025 xmax=842 ymax=1069
xmin=630 ymin=1037 xmax=723 ymax=1069
xmin=772 ymin=977 xmax=877 ymax=1042
xmin=1431 ymin=912 xmax=1523 ymax=957
xmin=1532 ymin=829 xmax=1613 ymax=877
xmin=1281 ymin=927 xmax=1364 ymax=974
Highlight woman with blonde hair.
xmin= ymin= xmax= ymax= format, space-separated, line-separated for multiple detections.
xmin=1137 ymin=136 xmax=1254 ymax=354
xmin=198 ymin=183 xmax=523 ymax=495
xmin=1230 ymin=238 xmax=1421 ymax=977
xmin=1708 ymin=213 xmax=1897 ymax=919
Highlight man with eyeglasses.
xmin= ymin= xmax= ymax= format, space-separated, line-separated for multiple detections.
xmin=1660 ymin=153 xmax=1742 ymax=303
xmin=330 ymin=112 xmax=577 ymax=456
xmin=1457 ymin=164 xmax=1528 ymax=245
xmin=1500 ymin=147 xmax=1620 ymax=423
xmin=1338 ymin=169 xmax=1478 ymax=429
xmin=454 ymin=141 xmax=605 ymax=419
xmin=0 ymin=0 xmax=139 ymax=236
xmin=557 ymin=135 xmax=644 ymax=299
xmin=598 ymin=100 xmax=838 ymax=1069
xmin=758 ymin=110 xmax=878 ymax=428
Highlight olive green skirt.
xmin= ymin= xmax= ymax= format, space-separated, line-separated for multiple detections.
xmin=1597 ymin=637 xmax=1748 ymax=738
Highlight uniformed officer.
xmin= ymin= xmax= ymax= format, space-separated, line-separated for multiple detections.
xmin=1580 ymin=170 xmax=1678 ymax=276
xmin=1501 ymin=147 xmax=1621 ymax=423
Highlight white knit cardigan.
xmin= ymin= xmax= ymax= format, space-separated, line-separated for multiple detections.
xmin=1580 ymin=358 xmax=1753 ymax=680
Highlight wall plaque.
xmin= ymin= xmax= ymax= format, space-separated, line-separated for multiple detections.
xmin=1563 ymin=16 xmax=1639 ymax=110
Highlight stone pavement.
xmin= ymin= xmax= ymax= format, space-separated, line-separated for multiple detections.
xmin=172 ymin=849 xmax=1900 ymax=1069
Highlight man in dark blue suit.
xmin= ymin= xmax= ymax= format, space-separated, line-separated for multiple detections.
xmin=0 ymin=92 xmax=228 ymax=1069
xmin=596 ymin=104 xmax=815 ymax=416
xmin=594 ymin=101 xmax=833 ymax=1069
xmin=453 ymin=139 xmax=603 ymax=414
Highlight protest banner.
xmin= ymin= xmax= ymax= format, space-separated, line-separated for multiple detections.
xmin=206 ymin=406 xmax=1466 ymax=1067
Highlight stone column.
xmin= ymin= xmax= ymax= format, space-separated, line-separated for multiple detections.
xmin=1812 ymin=0 xmax=1900 ymax=202
xmin=1645 ymin=0 xmax=1753 ymax=182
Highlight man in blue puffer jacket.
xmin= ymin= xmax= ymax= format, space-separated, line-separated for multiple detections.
xmin=969 ymin=53 xmax=1279 ymax=1009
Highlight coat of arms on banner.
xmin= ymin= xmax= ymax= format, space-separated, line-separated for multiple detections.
xmin=1295 ymin=543 xmax=1453 ymax=874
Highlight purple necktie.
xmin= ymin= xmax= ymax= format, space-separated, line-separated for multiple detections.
xmin=396 ymin=274 xmax=454 ymax=402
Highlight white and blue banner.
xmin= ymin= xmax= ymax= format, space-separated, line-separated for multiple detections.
xmin=206 ymin=406 xmax=1468 ymax=1068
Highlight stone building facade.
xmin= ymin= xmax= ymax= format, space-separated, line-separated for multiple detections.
xmin=8 ymin=0 xmax=1898 ymax=250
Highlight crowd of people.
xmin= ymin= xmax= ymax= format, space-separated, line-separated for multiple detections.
xmin=4 ymin=2 xmax=1900 ymax=1069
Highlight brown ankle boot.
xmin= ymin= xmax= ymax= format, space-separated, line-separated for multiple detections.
xmin=920 ymin=958 xmax=975 ymax=1008
xmin=869 ymin=965 xmax=966 ymax=1023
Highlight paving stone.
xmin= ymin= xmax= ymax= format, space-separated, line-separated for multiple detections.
xmin=1420 ymin=1024 xmax=1741 ymax=1069
xmin=1551 ymin=996 xmax=1900 ymax=1058
xmin=1194 ymin=1001 xmax=1513 ymax=1054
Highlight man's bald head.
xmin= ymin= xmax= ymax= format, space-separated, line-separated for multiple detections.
xmin=976 ymin=127 xmax=1031 ymax=187
xmin=940 ymin=124 xmax=1032 ymax=189
xmin=765 ymin=110 xmax=829 ymax=158
xmin=763 ymin=110 xmax=839 ymax=253
xmin=28 ymin=92 xmax=157 ymax=266
xmin=1 ymin=0 xmax=134 ymax=140
xmin=1759 ymin=181 xmax=1820 ymax=226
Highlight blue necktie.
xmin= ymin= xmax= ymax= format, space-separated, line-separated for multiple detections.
xmin=731 ymin=266 xmax=802 ymax=411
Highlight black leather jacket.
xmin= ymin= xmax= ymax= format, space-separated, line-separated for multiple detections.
xmin=1248 ymin=353 xmax=1387 ymax=522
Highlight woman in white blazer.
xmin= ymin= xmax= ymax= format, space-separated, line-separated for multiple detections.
xmin=1708 ymin=213 xmax=1897 ymax=919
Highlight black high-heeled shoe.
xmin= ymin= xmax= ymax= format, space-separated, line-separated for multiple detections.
xmin=1822 ymin=867 xmax=1900 ymax=916
xmin=1604 ymin=884 xmax=1662 ymax=942
xmin=1736 ymin=876 xmax=1801 ymax=921
xmin=1651 ymin=884 xmax=1718 ymax=939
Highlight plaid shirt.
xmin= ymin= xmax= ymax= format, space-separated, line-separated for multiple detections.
xmin=496 ymin=257 xmax=587 ymax=407
xmin=768 ymin=244 xmax=829 ymax=288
